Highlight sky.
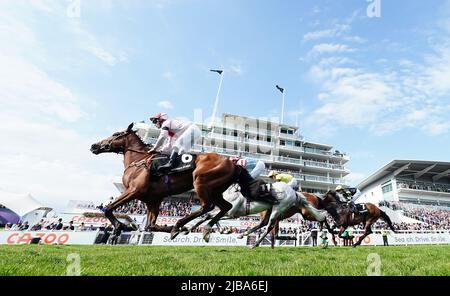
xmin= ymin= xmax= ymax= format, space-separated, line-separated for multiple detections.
xmin=0 ymin=0 xmax=449 ymax=209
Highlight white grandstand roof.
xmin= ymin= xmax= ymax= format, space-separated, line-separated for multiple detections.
xmin=358 ymin=160 xmax=450 ymax=189
xmin=0 ymin=191 xmax=50 ymax=217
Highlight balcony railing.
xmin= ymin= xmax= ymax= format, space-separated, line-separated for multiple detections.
xmin=299 ymin=174 xmax=345 ymax=185
xmin=279 ymin=144 xmax=304 ymax=152
xmin=275 ymin=156 xmax=302 ymax=165
xmin=245 ymin=138 xmax=275 ymax=147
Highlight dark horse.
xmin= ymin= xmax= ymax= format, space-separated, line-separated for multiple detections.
xmin=261 ymin=192 xmax=337 ymax=248
xmin=90 ymin=123 xmax=248 ymax=241
xmin=319 ymin=191 xmax=396 ymax=247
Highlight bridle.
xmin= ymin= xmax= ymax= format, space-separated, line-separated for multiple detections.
xmin=103 ymin=131 xmax=150 ymax=155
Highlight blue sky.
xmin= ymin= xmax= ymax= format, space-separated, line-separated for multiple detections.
xmin=1 ymin=0 xmax=449 ymax=208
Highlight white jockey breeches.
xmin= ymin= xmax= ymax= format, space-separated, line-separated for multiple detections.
xmin=162 ymin=124 xmax=202 ymax=155
xmin=249 ymin=160 xmax=266 ymax=179
xmin=287 ymin=178 xmax=298 ymax=189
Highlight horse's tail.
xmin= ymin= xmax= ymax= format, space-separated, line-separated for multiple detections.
xmin=379 ymin=210 xmax=396 ymax=233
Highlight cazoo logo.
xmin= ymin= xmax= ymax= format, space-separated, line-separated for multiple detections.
xmin=6 ymin=232 xmax=70 ymax=245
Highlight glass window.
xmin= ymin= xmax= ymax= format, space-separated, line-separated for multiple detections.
xmin=382 ymin=183 xmax=393 ymax=194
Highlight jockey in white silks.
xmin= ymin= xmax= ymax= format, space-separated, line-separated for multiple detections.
xmin=148 ymin=113 xmax=202 ymax=171
xmin=230 ymin=157 xmax=266 ymax=179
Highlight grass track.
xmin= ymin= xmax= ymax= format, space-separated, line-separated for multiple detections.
xmin=0 ymin=245 xmax=449 ymax=276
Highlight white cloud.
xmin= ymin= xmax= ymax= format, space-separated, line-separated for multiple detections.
xmin=303 ymin=24 xmax=350 ymax=41
xmin=0 ymin=3 xmax=122 ymax=209
xmin=158 ymin=100 xmax=174 ymax=109
xmin=305 ymin=41 xmax=450 ymax=137
xmin=307 ymin=43 xmax=355 ymax=58
xmin=85 ymin=46 xmax=118 ymax=66
xmin=69 ymin=20 xmax=127 ymax=67
xmin=0 ymin=55 xmax=84 ymax=122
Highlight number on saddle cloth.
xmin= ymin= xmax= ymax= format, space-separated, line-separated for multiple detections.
xmin=244 ymin=179 xmax=273 ymax=201
xmin=148 ymin=153 xmax=196 ymax=176
xmin=355 ymin=204 xmax=367 ymax=212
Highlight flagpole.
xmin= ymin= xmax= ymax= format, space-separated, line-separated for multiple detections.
xmin=208 ymin=72 xmax=224 ymax=131
xmin=281 ymin=89 xmax=285 ymax=124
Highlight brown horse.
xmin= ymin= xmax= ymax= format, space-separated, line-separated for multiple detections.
xmin=319 ymin=191 xmax=396 ymax=247
xmin=90 ymin=123 xmax=244 ymax=240
xmin=260 ymin=192 xmax=337 ymax=248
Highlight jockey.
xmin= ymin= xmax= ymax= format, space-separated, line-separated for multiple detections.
xmin=268 ymin=170 xmax=299 ymax=190
xmin=230 ymin=156 xmax=266 ymax=178
xmin=148 ymin=113 xmax=202 ymax=171
xmin=335 ymin=185 xmax=362 ymax=213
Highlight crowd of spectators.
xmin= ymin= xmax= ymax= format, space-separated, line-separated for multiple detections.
xmin=397 ymin=181 xmax=450 ymax=193
xmin=3 ymin=219 xmax=99 ymax=232
xmin=111 ymin=199 xmax=200 ymax=217
xmin=378 ymin=201 xmax=450 ymax=230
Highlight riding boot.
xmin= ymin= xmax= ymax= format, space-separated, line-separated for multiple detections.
xmin=158 ymin=151 xmax=179 ymax=172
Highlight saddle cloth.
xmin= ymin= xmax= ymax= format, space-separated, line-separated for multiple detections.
xmin=355 ymin=203 xmax=367 ymax=212
xmin=242 ymin=179 xmax=278 ymax=204
xmin=148 ymin=153 xmax=197 ymax=177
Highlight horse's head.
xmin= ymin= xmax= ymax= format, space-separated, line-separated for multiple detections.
xmin=322 ymin=190 xmax=339 ymax=204
xmin=90 ymin=123 xmax=137 ymax=155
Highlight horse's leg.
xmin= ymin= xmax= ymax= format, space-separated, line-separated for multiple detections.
xmin=104 ymin=188 xmax=138 ymax=232
xmin=324 ymin=220 xmax=337 ymax=246
xmin=170 ymin=202 xmax=215 ymax=240
xmin=335 ymin=226 xmax=346 ymax=246
xmin=144 ymin=202 xmax=155 ymax=230
xmin=145 ymin=202 xmax=173 ymax=233
xmin=184 ymin=212 xmax=215 ymax=234
xmin=237 ymin=208 xmax=273 ymax=239
xmin=252 ymin=214 xmax=278 ymax=249
xmin=353 ymin=222 xmax=373 ymax=248
xmin=202 ymin=195 xmax=232 ymax=242
xmin=270 ymin=220 xmax=279 ymax=249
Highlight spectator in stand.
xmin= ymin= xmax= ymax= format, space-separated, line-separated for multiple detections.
xmin=19 ymin=221 xmax=29 ymax=231
xmin=54 ymin=218 xmax=63 ymax=230
xmin=78 ymin=222 xmax=86 ymax=231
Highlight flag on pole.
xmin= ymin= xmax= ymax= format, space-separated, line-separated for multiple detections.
xmin=276 ymin=85 xmax=284 ymax=93
xmin=210 ymin=69 xmax=223 ymax=75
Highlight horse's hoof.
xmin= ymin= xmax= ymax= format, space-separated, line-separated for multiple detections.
xmin=170 ymin=228 xmax=180 ymax=240
xmin=203 ymin=231 xmax=210 ymax=242
xmin=237 ymin=234 xmax=244 ymax=239
xmin=352 ymin=244 xmax=357 ymax=248
xmin=249 ymin=244 xmax=257 ymax=250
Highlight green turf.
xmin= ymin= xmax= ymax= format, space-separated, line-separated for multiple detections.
xmin=0 ymin=245 xmax=449 ymax=276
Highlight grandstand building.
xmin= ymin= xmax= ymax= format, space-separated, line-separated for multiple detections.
xmin=114 ymin=113 xmax=350 ymax=195
xmin=357 ymin=160 xmax=450 ymax=207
